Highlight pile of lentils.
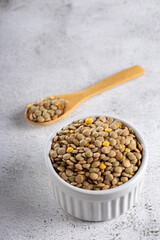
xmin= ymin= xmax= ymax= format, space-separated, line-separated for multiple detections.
xmin=27 ymin=96 xmax=68 ymax=123
xmin=49 ymin=116 xmax=143 ymax=190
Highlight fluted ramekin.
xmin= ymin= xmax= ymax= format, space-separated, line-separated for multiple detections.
xmin=45 ymin=115 xmax=147 ymax=221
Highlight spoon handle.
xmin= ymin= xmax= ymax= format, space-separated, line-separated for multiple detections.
xmin=79 ymin=65 xmax=145 ymax=98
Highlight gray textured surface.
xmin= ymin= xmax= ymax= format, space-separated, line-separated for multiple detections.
xmin=0 ymin=0 xmax=160 ymax=239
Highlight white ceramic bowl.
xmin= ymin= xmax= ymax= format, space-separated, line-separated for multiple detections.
xmin=45 ymin=115 xmax=147 ymax=221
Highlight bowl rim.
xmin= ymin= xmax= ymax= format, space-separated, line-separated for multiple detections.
xmin=45 ymin=115 xmax=148 ymax=196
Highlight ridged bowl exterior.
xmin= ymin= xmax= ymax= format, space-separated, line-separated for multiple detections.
xmin=45 ymin=116 xmax=147 ymax=221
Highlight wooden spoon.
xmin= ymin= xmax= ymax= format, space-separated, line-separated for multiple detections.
xmin=25 ymin=65 xmax=145 ymax=126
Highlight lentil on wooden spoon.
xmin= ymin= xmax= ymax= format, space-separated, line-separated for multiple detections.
xmin=25 ymin=65 xmax=145 ymax=125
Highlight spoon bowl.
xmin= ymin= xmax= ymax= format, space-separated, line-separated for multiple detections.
xmin=25 ymin=92 xmax=84 ymax=126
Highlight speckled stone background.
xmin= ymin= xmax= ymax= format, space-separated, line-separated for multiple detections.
xmin=0 ymin=0 xmax=160 ymax=239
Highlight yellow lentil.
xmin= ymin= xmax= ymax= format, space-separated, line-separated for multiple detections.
xmin=105 ymin=128 xmax=112 ymax=132
xmin=28 ymin=104 xmax=32 ymax=108
xmin=125 ymin=148 xmax=130 ymax=152
xmin=99 ymin=163 xmax=106 ymax=170
xmin=103 ymin=141 xmax=110 ymax=147
xmin=85 ymin=118 xmax=93 ymax=124
xmin=70 ymin=130 xmax=74 ymax=133
xmin=50 ymin=96 xmax=55 ymax=100
xmin=58 ymin=102 xmax=62 ymax=108
xmin=67 ymin=147 xmax=74 ymax=153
